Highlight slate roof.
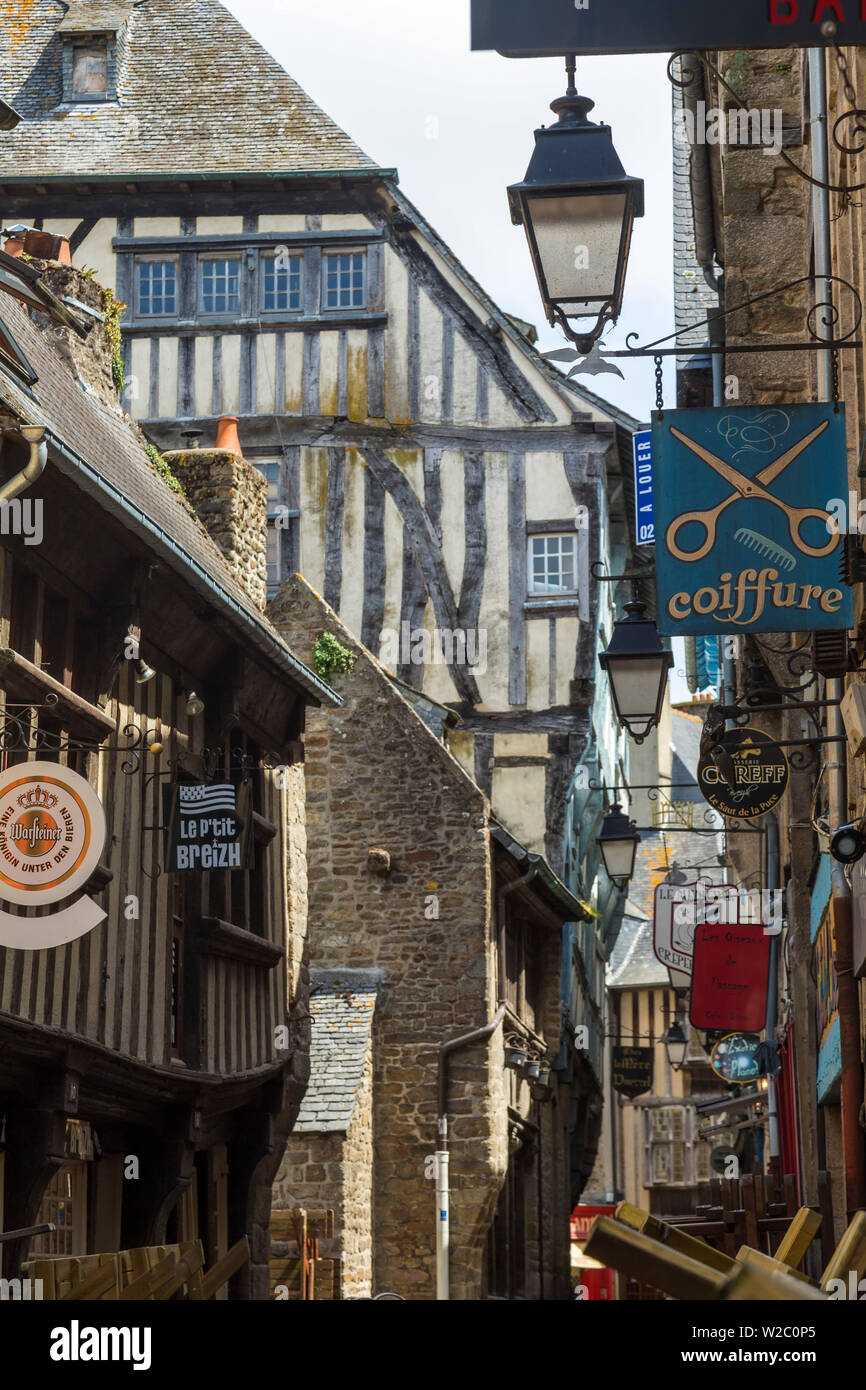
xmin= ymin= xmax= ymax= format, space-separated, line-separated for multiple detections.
xmin=1 ymin=0 xmax=377 ymax=179
xmin=295 ymin=970 xmax=380 ymax=1134
xmin=0 ymin=278 xmax=336 ymax=704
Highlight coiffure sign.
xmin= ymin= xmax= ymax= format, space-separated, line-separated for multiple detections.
xmin=652 ymin=404 xmax=852 ymax=637
xmin=471 ymin=0 xmax=866 ymax=56
xmin=0 ymin=762 xmax=107 ymax=949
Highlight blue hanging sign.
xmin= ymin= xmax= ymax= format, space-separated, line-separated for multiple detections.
xmin=652 ymin=403 xmax=853 ymax=636
xmin=633 ymin=430 xmax=654 ymax=547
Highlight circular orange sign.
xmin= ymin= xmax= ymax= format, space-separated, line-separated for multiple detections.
xmin=0 ymin=763 xmax=106 ymax=907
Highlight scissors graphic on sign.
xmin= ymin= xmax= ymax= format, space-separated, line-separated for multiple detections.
xmin=665 ymin=419 xmax=838 ymax=563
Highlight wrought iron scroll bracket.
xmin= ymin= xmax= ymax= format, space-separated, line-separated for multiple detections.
xmin=668 ymin=49 xmax=866 ymax=198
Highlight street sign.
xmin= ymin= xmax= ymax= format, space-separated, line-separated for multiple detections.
xmin=611 ymin=1045 xmax=654 ymax=1099
xmin=697 ymin=727 xmax=789 ymax=820
xmin=634 ymin=429 xmax=654 ymax=546
xmin=690 ymin=921 xmax=771 ymax=1032
xmin=470 ymin=0 xmax=865 ymax=56
xmin=709 ymin=1032 xmax=763 ymax=1084
xmin=652 ymin=404 xmax=852 ymax=637
xmin=653 ymin=882 xmax=739 ymax=976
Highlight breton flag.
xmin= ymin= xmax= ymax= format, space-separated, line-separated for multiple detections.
xmin=178 ymin=783 xmax=237 ymax=815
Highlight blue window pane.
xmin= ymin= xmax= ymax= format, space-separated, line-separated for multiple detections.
xmin=263 ymin=255 xmax=302 ymax=312
xmin=324 ymin=253 xmax=366 ymax=309
xmin=201 ymin=258 xmax=240 ymax=314
xmin=139 ymin=260 xmax=176 ymax=316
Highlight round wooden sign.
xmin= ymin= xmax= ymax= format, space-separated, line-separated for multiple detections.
xmin=697 ymin=726 xmax=788 ymax=820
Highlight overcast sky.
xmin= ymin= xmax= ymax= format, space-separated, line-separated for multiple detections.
xmin=225 ymin=0 xmax=675 ymax=422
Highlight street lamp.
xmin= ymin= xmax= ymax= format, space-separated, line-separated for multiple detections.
xmin=596 ymin=803 xmax=640 ymax=885
xmin=599 ymin=599 xmax=673 ymax=744
xmin=507 ymin=55 xmax=644 ymax=354
xmin=663 ymin=1020 xmax=688 ymax=1072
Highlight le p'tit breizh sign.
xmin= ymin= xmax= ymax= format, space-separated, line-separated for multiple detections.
xmin=690 ymin=921 xmax=771 ymax=1033
xmin=163 ymin=782 xmax=244 ymax=872
xmin=470 ymin=0 xmax=865 ymax=55
xmin=652 ymin=403 xmax=852 ymax=637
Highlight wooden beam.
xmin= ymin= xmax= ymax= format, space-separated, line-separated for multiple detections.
xmin=614 ymin=1202 xmax=736 ymax=1274
xmin=774 ymin=1206 xmax=823 ymax=1267
xmin=584 ymin=1216 xmax=727 ymax=1300
xmin=820 ymin=1211 xmax=866 ymax=1289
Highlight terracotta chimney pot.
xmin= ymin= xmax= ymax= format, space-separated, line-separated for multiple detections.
xmin=215 ymin=415 xmax=243 ymax=456
xmin=22 ymin=230 xmax=71 ymax=264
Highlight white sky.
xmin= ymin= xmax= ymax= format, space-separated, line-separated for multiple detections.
xmin=225 ymin=0 xmax=675 ymax=421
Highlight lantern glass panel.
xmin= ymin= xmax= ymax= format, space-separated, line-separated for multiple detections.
xmin=526 ymin=191 xmax=626 ymax=308
xmin=599 ymin=835 xmax=637 ymax=882
xmin=608 ymin=655 xmax=668 ymax=722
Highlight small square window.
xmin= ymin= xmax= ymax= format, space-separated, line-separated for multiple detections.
xmin=323 ymin=252 xmax=366 ymax=310
xmin=201 ymin=258 xmax=240 ymax=315
xmin=527 ymin=534 xmax=578 ymax=597
xmin=262 ymin=254 xmax=302 ymax=313
xmin=138 ymin=260 xmax=177 ymax=317
xmin=72 ymin=42 xmax=108 ymax=96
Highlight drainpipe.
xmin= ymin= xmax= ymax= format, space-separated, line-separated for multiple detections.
xmin=764 ymin=812 xmax=781 ymax=1172
xmin=0 ymin=425 xmax=47 ymax=501
xmin=433 ymin=861 xmax=540 ymax=1300
xmin=810 ymin=46 xmax=866 ymax=1215
xmin=435 ymin=1005 xmax=506 ymax=1301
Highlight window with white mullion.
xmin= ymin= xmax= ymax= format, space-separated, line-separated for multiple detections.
xmin=262 ymin=253 xmax=303 ymax=313
xmin=200 ymin=257 xmax=241 ymax=315
xmin=527 ymin=533 xmax=578 ymax=597
xmin=323 ymin=251 xmax=366 ymax=310
xmin=138 ymin=259 xmax=178 ymax=317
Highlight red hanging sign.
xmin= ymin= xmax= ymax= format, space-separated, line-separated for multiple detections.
xmin=689 ymin=921 xmax=771 ymax=1033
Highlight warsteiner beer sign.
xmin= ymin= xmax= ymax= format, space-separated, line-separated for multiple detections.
xmin=698 ymin=727 xmax=789 ymax=819
xmin=652 ymin=404 xmax=852 ymax=637
xmin=471 ymin=0 xmax=866 ymax=56
xmin=0 ymin=762 xmax=107 ymax=949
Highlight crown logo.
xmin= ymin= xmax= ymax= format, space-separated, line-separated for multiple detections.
xmin=17 ymin=785 xmax=58 ymax=811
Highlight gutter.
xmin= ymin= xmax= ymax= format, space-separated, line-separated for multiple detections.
xmin=0 ymin=168 xmax=400 ymax=187
xmin=33 ymin=423 xmax=340 ymax=709
xmin=490 ymin=823 xmax=592 ymax=924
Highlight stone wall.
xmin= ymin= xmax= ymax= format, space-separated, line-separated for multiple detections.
xmin=164 ymin=448 xmax=268 ymax=610
xmin=269 ymin=575 xmax=508 ymax=1300
xmin=274 ymin=1037 xmax=375 ymax=1299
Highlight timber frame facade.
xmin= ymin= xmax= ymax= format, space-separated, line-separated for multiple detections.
xmin=0 ymin=0 xmax=642 ymax=879
xmin=0 ymin=248 xmax=331 ymax=1297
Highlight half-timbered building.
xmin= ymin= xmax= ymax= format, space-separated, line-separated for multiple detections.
xmin=0 ymin=0 xmax=641 ymax=879
xmin=0 ymin=245 xmax=331 ymax=1297
xmin=0 ymin=0 xmax=650 ymax=1289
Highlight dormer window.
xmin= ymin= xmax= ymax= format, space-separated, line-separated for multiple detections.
xmin=56 ymin=1 xmax=133 ymax=106
xmin=60 ymin=32 xmax=118 ymax=104
xmin=72 ymin=41 xmax=109 ymax=98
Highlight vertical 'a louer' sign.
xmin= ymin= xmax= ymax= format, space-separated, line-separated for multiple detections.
xmin=652 ymin=403 xmax=853 ymax=636
xmin=471 ymin=0 xmax=866 ymax=56
xmin=0 ymin=762 xmax=107 ymax=949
